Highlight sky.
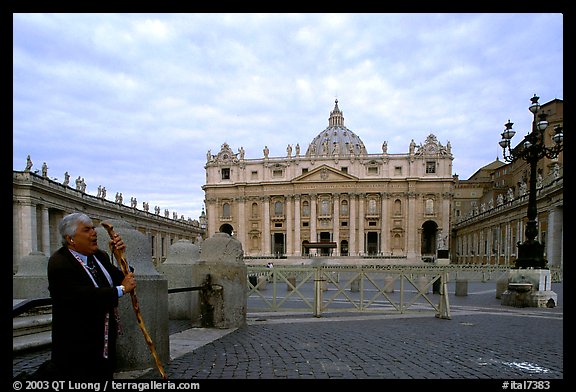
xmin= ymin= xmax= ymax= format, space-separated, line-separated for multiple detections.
xmin=12 ymin=13 xmax=564 ymax=222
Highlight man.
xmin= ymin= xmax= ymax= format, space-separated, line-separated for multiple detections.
xmin=47 ymin=212 xmax=136 ymax=379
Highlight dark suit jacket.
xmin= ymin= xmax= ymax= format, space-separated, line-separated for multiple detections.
xmin=47 ymin=246 xmax=125 ymax=379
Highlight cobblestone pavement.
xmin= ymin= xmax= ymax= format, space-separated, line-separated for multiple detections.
xmin=13 ymin=282 xmax=564 ymax=384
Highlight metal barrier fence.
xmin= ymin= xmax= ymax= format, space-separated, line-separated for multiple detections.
xmin=245 ymin=264 xmax=562 ymax=318
xmin=246 ymin=265 xmax=452 ymax=319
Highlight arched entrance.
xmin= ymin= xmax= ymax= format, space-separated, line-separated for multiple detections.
xmin=273 ymin=233 xmax=285 ymax=256
xmin=219 ymin=223 xmax=234 ymax=235
xmin=340 ymin=240 xmax=349 ymax=256
xmin=421 ymin=220 xmax=438 ymax=257
xmin=366 ymin=232 xmax=379 ymax=255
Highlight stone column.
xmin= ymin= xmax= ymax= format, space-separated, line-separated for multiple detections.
xmin=294 ymin=195 xmax=301 ymax=256
xmin=41 ymin=206 xmax=50 ymax=256
xmin=96 ymin=219 xmax=169 ymax=373
xmin=263 ymin=196 xmax=271 ymax=255
xmin=332 ymin=193 xmax=340 ymax=256
xmin=237 ymin=196 xmax=246 ymax=248
xmin=358 ymin=193 xmax=365 ymax=255
xmin=546 ymin=206 xmax=563 ymax=269
xmin=380 ymin=193 xmax=388 ymax=254
xmin=15 ymin=202 xmax=37 ymax=273
xmin=206 ymin=198 xmax=218 ymax=238
xmin=349 ymin=193 xmax=357 ymax=256
xmin=286 ymin=195 xmax=293 ymax=255
xmin=407 ymin=191 xmax=418 ymax=259
xmin=310 ymin=194 xmax=317 ymax=254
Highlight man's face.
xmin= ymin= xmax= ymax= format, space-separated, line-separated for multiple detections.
xmin=70 ymin=221 xmax=98 ymax=255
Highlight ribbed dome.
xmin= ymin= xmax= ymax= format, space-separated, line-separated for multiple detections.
xmin=305 ymin=100 xmax=367 ymax=157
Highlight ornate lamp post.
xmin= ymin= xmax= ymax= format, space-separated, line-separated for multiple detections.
xmin=499 ymin=94 xmax=563 ymax=269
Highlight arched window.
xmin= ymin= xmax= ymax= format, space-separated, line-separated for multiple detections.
xmin=251 ymin=202 xmax=259 ymax=218
xmin=321 ymin=199 xmax=329 ymax=215
xmin=340 ymin=199 xmax=349 ymax=215
xmin=368 ymin=199 xmax=377 ymax=214
xmin=302 ymin=200 xmax=310 ymax=217
xmin=274 ymin=201 xmax=283 ymax=216
xmin=394 ymin=199 xmax=402 ymax=216
xmin=222 ymin=203 xmax=231 ymax=218
xmin=425 ymin=198 xmax=434 ymax=215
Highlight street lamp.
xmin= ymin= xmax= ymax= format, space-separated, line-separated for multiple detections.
xmin=499 ymin=94 xmax=563 ymax=269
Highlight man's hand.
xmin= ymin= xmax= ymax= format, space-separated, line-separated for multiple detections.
xmin=121 ymin=272 xmax=136 ymax=293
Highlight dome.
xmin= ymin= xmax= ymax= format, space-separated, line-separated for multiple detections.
xmin=305 ymin=100 xmax=367 ymax=157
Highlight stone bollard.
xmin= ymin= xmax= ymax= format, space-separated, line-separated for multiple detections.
xmin=286 ymin=276 xmax=297 ymax=291
xmin=383 ymin=275 xmax=395 ymax=293
xmin=191 ymin=232 xmax=247 ymax=329
xmin=455 ymin=279 xmax=468 ymax=296
xmin=257 ymin=275 xmax=268 ymax=290
xmin=350 ymin=276 xmax=361 ymax=292
xmin=96 ymin=219 xmax=169 ymax=373
xmin=495 ymin=274 xmax=509 ymax=299
xmin=416 ymin=275 xmax=430 ymax=294
xmin=13 ymin=251 xmax=50 ymax=299
xmin=159 ymin=239 xmax=200 ymax=320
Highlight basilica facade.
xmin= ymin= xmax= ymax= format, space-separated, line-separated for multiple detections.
xmin=203 ymin=100 xmax=455 ymax=260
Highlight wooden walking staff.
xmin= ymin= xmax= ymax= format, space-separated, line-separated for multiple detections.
xmin=101 ymin=222 xmax=168 ymax=380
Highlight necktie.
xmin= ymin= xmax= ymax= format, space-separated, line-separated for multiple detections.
xmin=87 ymin=255 xmax=110 ymax=288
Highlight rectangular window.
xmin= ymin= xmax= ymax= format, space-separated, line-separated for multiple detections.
xmin=341 ymin=167 xmax=348 ymax=174
xmin=221 ymin=168 xmax=230 ymax=180
xmin=274 ymin=223 xmax=282 ymax=228
xmin=302 ymin=168 xmax=308 ymax=174
xmin=425 ymin=161 xmax=436 ymax=173
xmin=273 ymin=169 xmax=283 ymax=177
xmin=394 ymin=166 xmax=402 ymax=175
xmin=302 ymin=221 xmax=309 ymax=227
xmin=368 ymin=167 xmax=378 ymax=175
xmin=341 ymin=221 xmax=348 ymax=227
xmin=251 ymin=171 xmax=258 ymax=179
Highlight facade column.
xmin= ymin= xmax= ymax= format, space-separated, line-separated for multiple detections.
xmin=332 ymin=193 xmax=340 ymax=256
xmin=16 ymin=202 xmax=37 ymax=273
xmin=294 ymin=195 xmax=301 ymax=256
xmin=237 ymin=196 xmax=246 ymax=246
xmin=358 ymin=193 xmax=365 ymax=255
xmin=441 ymin=193 xmax=451 ymax=246
xmin=41 ymin=205 xmax=50 ymax=256
xmin=380 ymin=192 xmax=388 ymax=254
xmin=505 ymin=221 xmax=511 ymax=265
xmin=310 ymin=194 xmax=317 ymax=255
xmin=406 ymin=191 xmax=418 ymax=259
xmin=263 ymin=196 xmax=271 ymax=255
xmin=206 ymin=198 xmax=218 ymax=238
xmin=349 ymin=193 xmax=357 ymax=256
xmin=547 ymin=206 xmax=563 ymax=269
xmin=286 ymin=195 xmax=293 ymax=255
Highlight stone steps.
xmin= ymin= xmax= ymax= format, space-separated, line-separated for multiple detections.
xmin=13 ymin=311 xmax=52 ymax=353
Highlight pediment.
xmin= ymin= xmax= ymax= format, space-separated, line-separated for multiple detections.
xmin=293 ymin=165 xmax=358 ymax=183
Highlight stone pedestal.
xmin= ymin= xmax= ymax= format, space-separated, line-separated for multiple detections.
xmin=455 ymin=279 xmax=468 ymax=296
xmin=435 ymin=258 xmax=450 ymax=266
xmin=96 ymin=219 xmax=169 ymax=373
xmin=13 ymin=251 xmax=50 ymax=299
xmin=191 ymin=232 xmax=247 ymax=329
xmin=501 ymin=269 xmax=557 ymax=308
xmin=159 ymin=239 xmax=200 ymax=320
